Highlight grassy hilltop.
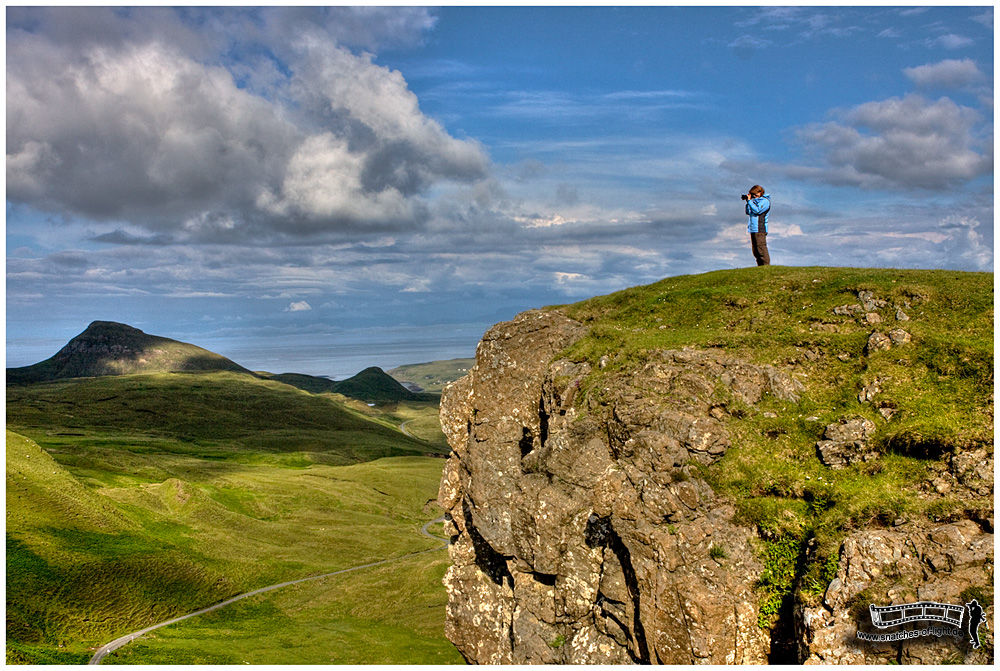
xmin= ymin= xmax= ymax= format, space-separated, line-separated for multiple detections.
xmin=560 ymin=266 xmax=992 ymax=461
xmin=556 ymin=266 xmax=993 ymax=627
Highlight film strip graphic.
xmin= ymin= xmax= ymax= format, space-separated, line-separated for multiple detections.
xmin=869 ymin=602 xmax=965 ymax=629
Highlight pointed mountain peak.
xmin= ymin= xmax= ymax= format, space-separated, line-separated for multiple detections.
xmin=7 ymin=321 xmax=252 ymax=384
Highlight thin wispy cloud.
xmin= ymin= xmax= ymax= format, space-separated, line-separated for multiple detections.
xmin=928 ymin=34 xmax=975 ymax=49
xmin=904 ymin=58 xmax=986 ymax=89
xmin=970 ymin=10 xmax=993 ymax=29
xmin=728 ymin=35 xmax=773 ymax=50
xmin=736 ymin=6 xmax=863 ymax=40
xmin=491 ymin=89 xmax=713 ymax=121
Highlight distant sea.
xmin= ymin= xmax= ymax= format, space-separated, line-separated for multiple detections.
xmin=202 ymin=323 xmax=483 ymax=378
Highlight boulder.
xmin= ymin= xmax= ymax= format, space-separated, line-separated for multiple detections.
xmin=866 ymin=332 xmax=893 ymax=353
xmin=816 ymin=417 xmax=877 ymax=469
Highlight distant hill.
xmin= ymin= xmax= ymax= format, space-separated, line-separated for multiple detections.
xmin=7 ymin=321 xmax=253 ymax=385
xmin=266 ymin=372 xmax=340 ymax=395
xmin=331 ymin=366 xmax=435 ymax=403
xmin=270 ymin=367 xmax=437 ymax=403
xmin=7 ymin=320 xmax=440 ymax=404
xmin=388 ymin=358 xmax=475 ymax=393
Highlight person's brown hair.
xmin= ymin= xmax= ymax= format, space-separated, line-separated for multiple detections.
xmin=749 ymin=185 xmax=765 ymax=197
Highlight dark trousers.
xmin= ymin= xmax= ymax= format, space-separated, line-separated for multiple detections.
xmin=750 ymin=230 xmax=770 ymax=266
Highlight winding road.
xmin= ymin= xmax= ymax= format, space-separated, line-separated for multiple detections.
xmin=89 ymin=517 xmax=448 ymax=665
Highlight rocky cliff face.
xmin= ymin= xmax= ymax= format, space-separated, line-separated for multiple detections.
xmin=438 ymin=307 xmax=993 ymax=664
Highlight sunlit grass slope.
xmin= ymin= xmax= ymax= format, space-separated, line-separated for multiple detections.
xmin=102 ymin=551 xmax=463 ymax=665
xmin=7 ymin=426 xmax=452 ymax=664
xmin=6 ymin=430 xmax=234 ymax=664
xmin=558 ymin=266 xmax=992 ymax=624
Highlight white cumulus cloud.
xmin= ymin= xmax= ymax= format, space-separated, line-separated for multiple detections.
xmin=287 ymin=301 xmax=312 ymax=312
xmin=791 ymin=95 xmax=992 ymax=190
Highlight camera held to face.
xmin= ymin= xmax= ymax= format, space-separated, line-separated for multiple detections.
xmin=741 ymin=194 xmax=750 ymax=201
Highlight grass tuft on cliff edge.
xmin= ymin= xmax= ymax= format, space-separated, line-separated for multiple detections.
xmin=557 ymin=266 xmax=993 ymax=626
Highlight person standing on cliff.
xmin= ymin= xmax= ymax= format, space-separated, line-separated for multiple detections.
xmin=742 ymin=185 xmax=770 ymax=266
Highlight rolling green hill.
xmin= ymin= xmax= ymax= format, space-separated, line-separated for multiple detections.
xmin=264 ymin=371 xmax=340 ymax=394
xmin=7 ymin=321 xmax=253 ymax=385
xmin=328 ymin=366 xmax=437 ymax=403
xmin=6 ymin=429 xmax=457 ymax=665
xmin=7 ymin=320 xmax=440 ymax=406
xmin=6 ymin=371 xmax=441 ymax=462
xmin=6 ymin=430 xmax=236 ymax=663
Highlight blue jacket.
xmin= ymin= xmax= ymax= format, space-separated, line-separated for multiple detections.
xmin=746 ymin=194 xmax=770 ymax=233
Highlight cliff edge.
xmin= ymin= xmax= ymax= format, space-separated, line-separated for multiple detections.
xmin=437 ymin=267 xmax=993 ymax=664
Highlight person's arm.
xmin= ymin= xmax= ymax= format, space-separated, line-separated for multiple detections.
xmin=746 ymin=196 xmax=769 ymax=215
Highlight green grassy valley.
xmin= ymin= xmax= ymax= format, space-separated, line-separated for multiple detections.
xmin=6 ymin=349 xmax=459 ymax=664
xmin=7 ymin=424 xmax=458 ymax=663
xmin=101 ymin=548 xmax=458 ymax=665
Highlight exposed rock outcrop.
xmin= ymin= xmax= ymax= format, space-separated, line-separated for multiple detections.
xmin=438 ymin=310 xmax=793 ymax=663
xmin=439 ymin=305 xmax=993 ymax=665
xmin=815 ymin=417 xmax=877 ymax=469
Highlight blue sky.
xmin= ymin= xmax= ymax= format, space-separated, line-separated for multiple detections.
xmin=6 ymin=6 xmax=994 ymax=377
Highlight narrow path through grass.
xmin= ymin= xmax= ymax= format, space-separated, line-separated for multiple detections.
xmin=90 ymin=517 xmax=448 ymax=665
